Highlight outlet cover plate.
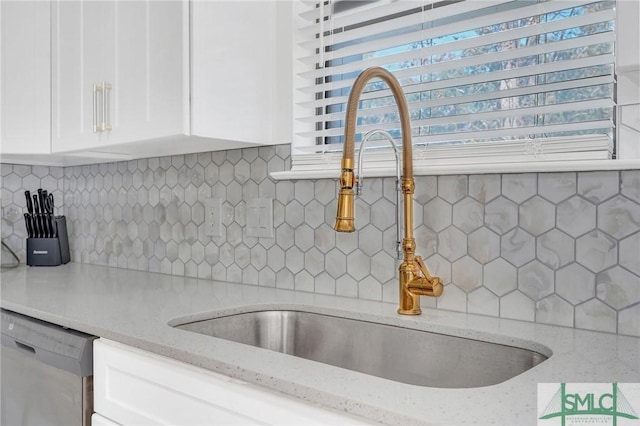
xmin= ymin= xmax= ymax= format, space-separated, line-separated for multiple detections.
xmin=204 ymin=198 xmax=222 ymax=237
xmin=246 ymin=198 xmax=273 ymax=238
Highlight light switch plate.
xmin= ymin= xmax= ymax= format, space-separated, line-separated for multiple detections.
xmin=204 ymin=198 xmax=222 ymax=237
xmin=246 ymin=198 xmax=273 ymax=238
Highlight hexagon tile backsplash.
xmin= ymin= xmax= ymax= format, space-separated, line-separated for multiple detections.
xmin=2 ymin=146 xmax=639 ymax=336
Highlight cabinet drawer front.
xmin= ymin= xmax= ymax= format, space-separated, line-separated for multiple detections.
xmin=94 ymin=339 xmax=371 ymax=426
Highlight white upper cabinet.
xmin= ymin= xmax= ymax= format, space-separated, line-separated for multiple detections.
xmin=0 ymin=1 xmax=51 ymax=156
xmin=115 ymin=2 xmax=185 ymax=143
xmin=191 ymin=1 xmax=292 ymax=146
xmin=2 ymin=0 xmax=291 ymax=165
xmin=51 ymin=0 xmax=185 ymax=154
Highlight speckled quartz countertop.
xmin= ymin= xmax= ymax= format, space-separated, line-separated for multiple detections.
xmin=1 ymin=263 xmax=639 ymax=425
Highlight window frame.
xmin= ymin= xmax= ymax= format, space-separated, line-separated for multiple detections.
xmin=273 ymin=0 xmax=640 ymax=181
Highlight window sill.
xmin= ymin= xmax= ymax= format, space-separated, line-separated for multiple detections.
xmin=270 ymin=159 xmax=640 ymax=181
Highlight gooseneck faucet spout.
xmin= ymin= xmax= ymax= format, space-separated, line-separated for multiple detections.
xmin=334 ymin=67 xmax=443 ymax=315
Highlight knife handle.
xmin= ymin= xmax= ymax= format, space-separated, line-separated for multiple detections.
xmin=32 ymin=195 xmax=41 ymax=237
xmin=25 ymin=190 xmax=33 ymax=214
xmin=37 ymin=188 xmax=45 ymax=213
xmin=42 ymin=190 xmax=48 ymax=214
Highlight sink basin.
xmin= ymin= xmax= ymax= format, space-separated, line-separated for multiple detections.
xmin=174 ymin=310 xmax=548 ymax=388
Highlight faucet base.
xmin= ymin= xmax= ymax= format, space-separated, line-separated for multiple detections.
xmin=398 ymin=254 xmax=443 ymax=315
xmin=397 ymin=307 xmax=422 ymax=316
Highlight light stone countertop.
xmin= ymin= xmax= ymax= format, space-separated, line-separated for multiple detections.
xmin=1 ymin=263 xmax=639 ymax=425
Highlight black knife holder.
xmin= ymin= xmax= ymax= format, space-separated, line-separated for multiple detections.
xmin=26 ymin=216 xmax=70 ymax=266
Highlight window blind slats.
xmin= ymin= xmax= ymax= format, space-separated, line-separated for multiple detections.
xmin=407 ymin=121 xmax=613 ymax=145
xmin=296 ymin=54 xmax=614 ymax=109
xmin=298 ymin=2 xmax=322 ymax=22
xmin=299 ymin=97 xmax=612 ymax=139
xmin=321 ymin=0 xmax=431 ymax=29
xmin=297 ymin=120 xmax=612 ymax=148
xmin=297 ymin=0 xmax=491 ymax=50
xmin=301 ymin=33 xmax=614 ymax=85
xmin=294 ymin=134 xmax=611 ymax=157
xmin=292 ymin=135 xmax=613 ymax=170
xmin=299 ymin=6 xmax=614 ymax=77
xmin=296 ymin=74 xmax=614 ymax=124
xmin=299 ymin=41 xmax=614 ymax=100
xmin=293 ymin=0 xmax=616 ymax=167
xmin=298 ymin=0 xmax=599 ymax=43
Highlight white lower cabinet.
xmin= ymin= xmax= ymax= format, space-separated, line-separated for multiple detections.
xmin=91 ymin=413 xmax=121 ymax=426
xmin=93 ymin=339 xmax=372 ymax=426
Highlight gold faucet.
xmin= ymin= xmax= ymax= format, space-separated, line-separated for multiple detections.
xmin=334 ymin=67 xmax=443 ymax=315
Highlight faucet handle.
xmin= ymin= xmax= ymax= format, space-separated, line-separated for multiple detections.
xmin=414 ymin=256 xmax=443 ymax=297
xmin=415 ymin=256 xmax=432 ymax=279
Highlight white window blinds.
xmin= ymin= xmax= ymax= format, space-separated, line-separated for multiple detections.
xmin=292 ymin=0 xmax=616 ymax=172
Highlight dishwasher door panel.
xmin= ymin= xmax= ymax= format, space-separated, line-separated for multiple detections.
xmin=1 ymin=345 xmax=86 ymax=426
xmin=1 ymin=309 xmax=94 ymax=426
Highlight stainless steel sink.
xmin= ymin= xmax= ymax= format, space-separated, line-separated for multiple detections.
xmin=174 ymin=310 xmax=548 ymax=388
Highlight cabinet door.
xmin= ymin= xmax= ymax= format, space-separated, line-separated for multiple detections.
xmin=52 ymin=1 xmax=184 ymax=154
xmin=51 ymin=0 xmax=115 ymax=153
xmin=111 ymin=0 xmax=184 ymax=145
xmin=191 ymin=1 xmax=277 ymax=145
xmin=0 ymin=1 xmax=50 ymax=155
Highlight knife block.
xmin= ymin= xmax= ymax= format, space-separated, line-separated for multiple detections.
xmin=26 ymin=216 xmax=70 ymax=266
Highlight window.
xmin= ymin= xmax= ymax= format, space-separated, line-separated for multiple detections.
xmin=291 ymin=0 xmax=618 ymax=174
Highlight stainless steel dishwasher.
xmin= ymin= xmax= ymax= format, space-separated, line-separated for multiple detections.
xmin=1 ymin=309 xmax=95 ymax=426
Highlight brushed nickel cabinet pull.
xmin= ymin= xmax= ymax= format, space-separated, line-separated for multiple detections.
xmin=102 ymin=82 xmax=112 ymax=131
xmin=92 ymin=82 xmax=112 ymax=133
xmin=93 ymin=83 xmax=99 ymax=133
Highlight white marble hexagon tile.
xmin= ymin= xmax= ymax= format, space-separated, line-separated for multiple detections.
xmin=2 ymin=148 xmax=639 ymax=336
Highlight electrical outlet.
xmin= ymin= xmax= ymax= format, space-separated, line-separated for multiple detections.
xmin=204 ymin=198 xmax=222 ymax=237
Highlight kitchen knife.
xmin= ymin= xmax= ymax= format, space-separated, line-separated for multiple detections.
xmin=37 ymin=188 xmax=45 ymax=213
xmin=25 ymin=190 xmax=33 ymax=214
xmin=37 ymin=189 xmax=45 ymax=237
xmin=41 ymin=190 xmax=48 ymax=237
xmin=38 ymin=189 xmax=51 ymax=237
xmin=33 ymin=194 xmax=42 ymax=238
xmin=25 ymin=191 xmax=34 ymax=237
xmin=45 ymin=193 xmax=55 ymax=238
xmin=24 ymin=213 xmax=33 ymax=238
